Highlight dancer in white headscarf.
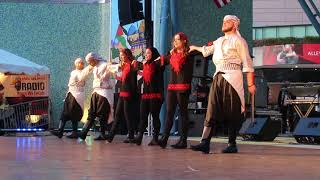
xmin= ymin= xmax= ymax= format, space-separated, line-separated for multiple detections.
xmin=189 ymin=15 xmax=256 ymax=153
xmin=52 ymin=58 xmax=93 ymax=139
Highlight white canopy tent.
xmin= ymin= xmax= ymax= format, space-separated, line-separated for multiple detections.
xmin=0 ymin=49 xmax=51 ymax=131
xmin=0 ymin=49 xmax=49 ymax=75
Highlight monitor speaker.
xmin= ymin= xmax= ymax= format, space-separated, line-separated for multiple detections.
xmin=239 ymin=117 xmax=281 ymax=141
xmin=293 ymin=118 xmax=320 ymax=144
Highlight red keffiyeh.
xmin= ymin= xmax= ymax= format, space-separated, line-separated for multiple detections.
xmin=143 ymin=63 xmax=155 ymax=85
xmin=170 ymin=52 xmax=186 ymax=74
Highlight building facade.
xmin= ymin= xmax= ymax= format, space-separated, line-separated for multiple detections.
xmin=253 ymin=0 xmax=319 ymax=39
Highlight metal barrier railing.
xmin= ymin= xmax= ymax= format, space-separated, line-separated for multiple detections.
xmin=0 ymin=98 xmax=50 ymax=131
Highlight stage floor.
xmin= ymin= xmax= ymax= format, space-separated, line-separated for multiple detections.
xmin=0 ymin=134 xmax=319 ymax=180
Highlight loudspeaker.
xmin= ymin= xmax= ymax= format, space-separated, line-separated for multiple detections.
xmin=239 ymin=117 xmax=281 ymax=141
xmin=293 ymin=118 xmax=320 ymax=144
xmin=192 ymin=53 xmax=209 ymax=77
xmin=118 ymin=0 xmax=144 ymax=26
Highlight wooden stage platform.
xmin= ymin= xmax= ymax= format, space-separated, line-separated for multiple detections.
xmin=0 ymin=135 xmax=319 ymax=180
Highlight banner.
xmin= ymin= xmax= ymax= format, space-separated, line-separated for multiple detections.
xmin=253 ymin=44 xmax=320 ymax=66
xmin=110 ymin=0 xmax=146 ymax=63
xmin=302 ymin=44 xmax=320 ymax=64
xmin=0 ymin=74 xmax=49 ymax=98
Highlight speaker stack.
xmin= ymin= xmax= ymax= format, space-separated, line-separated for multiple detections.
xmin=118 ymin=0 xmax=144 ymax=26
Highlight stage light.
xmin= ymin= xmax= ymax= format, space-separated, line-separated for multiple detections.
xmin=15 ymin=128 xmax=43 ymax=132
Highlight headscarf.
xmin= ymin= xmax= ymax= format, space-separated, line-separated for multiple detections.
xmin=146 ymin=47 xmax=160 ymax=63
xmin=85 ymin=52 xmax=104 ymax=63
xmin=223 ymin=15 xmax=241 ymax=37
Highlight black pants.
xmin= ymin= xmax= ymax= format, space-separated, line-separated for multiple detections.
xmin=110 ymin=97 xmax=135 ymax=139
xmin=138 ymin=99 xmax=162 ymax=135
xmin=60 ymin=92 xmax=83 ymax=123
xmin=163 ymin=91 xmax=190 ymax=139
xmin=204 ymin=73 xmax=242 ymax=145
xmin=84 ymin=93 xmax=111 ymax=131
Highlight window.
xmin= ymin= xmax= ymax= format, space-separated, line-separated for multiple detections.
xmin=278 ymin=27 xmax=291 ymax=38
xmin=263 ymin=27 xmax=277 ymax=39
xmin=253 ymin=25 xmax=318 ymax=40
xmin=292 ymin=26 xmax=306 ymax=38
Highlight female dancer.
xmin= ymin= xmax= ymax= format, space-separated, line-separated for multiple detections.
xmin=134 ymin=47 xmax=164 ymax=145
xmin=107 ymin=48 xmax=139 ymax=143
xmin=158 ymin=32 xmax=195 ymax=149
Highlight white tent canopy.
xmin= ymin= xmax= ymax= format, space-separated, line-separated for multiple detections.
xmin=0 ymin=49 xmax=50 ymax=75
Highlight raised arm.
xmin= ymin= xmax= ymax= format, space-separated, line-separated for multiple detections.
xmin=99 ymin=63 xmax=115 ymax=80
xmin=131 ymin=60 xmax=143 ymax=71
xmin=159 ymin=54 xmax=171 ymax=66
xmin=189 ymin=42 xmax=215 ymax=58
xmin=77 ymin=65 xmax=94 ymax=82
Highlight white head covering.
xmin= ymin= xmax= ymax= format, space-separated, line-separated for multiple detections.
xmin=223 ymin=15 xmax=241 ymax=37
xmin=85 ymin=52 xmax=104 ymax=62
xmin=74 ymin=58 xmax=84 ymax=66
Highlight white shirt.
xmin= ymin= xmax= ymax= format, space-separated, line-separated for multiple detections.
xmin=67 ymin=66 xmax=92 ymax=110
xmin=202 ymin=34 xmax=254 ymax=112
xmin=92 ymin=61 xmax=115 ymax=122
xmin=92 ymin=61 xmax=115 ymax=100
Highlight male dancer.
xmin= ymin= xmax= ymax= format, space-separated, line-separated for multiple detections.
xmin=189 ymin=15 xmax=256 ymax=153
xmin=52 ymin=58 xmax=93 ymax=138
xmin=79 ymin=52 xmax=114 ymax=140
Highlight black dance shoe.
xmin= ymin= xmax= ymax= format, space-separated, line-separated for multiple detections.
xmin=148 ymin=137 xmax=159 ymax=146
xmin=222 ymin=144 xmax=238 ymax=153
xmin=158 ymin=136 xmax=169 ymax=149
xmin=190 ymin=139 xmax=210 ymax=154
xmin=171 ymin=139 xmax=187 ymax=149
xmin=51 ymin=130 xmax=63 ymax=139
xmin=66 ymin=131 xmax=78 ymax=139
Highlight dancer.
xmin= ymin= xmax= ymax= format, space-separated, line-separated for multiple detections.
xmin=134 ymin=47 xmax=164 ymax=146
xmin=189 ymin=15 xmax=256 ymax=153
xmin=79 ymin=52 xmax=114 ymax=140
xmin=106 ymin=48 xmax=139 ymax=143
xmin=52 ymin=58 xmax=93 ymax=138
xmin=158 ymin=32 xmax=195 ymax=149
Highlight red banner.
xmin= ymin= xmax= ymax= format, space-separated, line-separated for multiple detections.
xmin=302 ymin=44 xmax=320 ymax=64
